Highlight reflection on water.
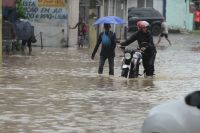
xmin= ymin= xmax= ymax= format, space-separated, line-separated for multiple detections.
xmin=0 ymin=34 xmax=200 ymax=133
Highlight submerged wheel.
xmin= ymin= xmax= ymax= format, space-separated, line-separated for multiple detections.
xmin=151 ymin=24 xmax=161 ymax=36
xmin=121 ymin=68 xmax=129 ymax=78
xmin=129 ymin=63 xmax=140 ymax=78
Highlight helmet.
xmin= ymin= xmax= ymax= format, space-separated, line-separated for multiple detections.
xmin=142 ymin=21 xmax=150 ymax=27
xmin=137 ymin=21 xmax=143 ymax=30
xmin=137 ymin=21 xmax=150 ymax=30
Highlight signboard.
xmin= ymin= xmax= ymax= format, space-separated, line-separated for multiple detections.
xmin=22 ymin=0 xmax=68 ymax=22
xmin=38 ymin=0 xmax=65 ymax=7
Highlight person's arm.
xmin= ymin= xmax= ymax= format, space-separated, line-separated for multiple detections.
xmin=70 ymin=22 xmax=79 ymax=29
xmin=120 ymin=31 xmax=138 ymax=46
xmin=141 ymin=32 xmax=155 ymax=51
xmin=113 ymin=32 xmax=117 ymax=49
xmin=147 ymin=32 xmax=155 ymax=47
xmin=109 ymin=31 xmax=116 ymax=49
xmin=91 ymin=33 xmax=102 ymax=59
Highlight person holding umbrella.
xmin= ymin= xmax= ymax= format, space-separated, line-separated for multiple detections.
xmin=91 ymin=23 xmax=117 ymax=75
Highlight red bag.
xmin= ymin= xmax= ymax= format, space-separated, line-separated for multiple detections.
xmin=82 ymin=24 xmax=88 ymax=33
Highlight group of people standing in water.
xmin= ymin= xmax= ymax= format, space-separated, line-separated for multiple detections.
xmin=89 ymin=20 xmax=171 ymax=78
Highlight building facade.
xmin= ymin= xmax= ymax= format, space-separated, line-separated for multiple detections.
xmin=68 ymin=0 xmax=128 ymax=47
xmin=166 ymin=0 xmax=193 ymax=31
xmin=21 ymin=0 xmax=69 ymax=47
xmin=127 ymin=0 xmax=196 ymax=31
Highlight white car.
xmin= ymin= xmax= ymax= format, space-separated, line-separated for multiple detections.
xmin=141 ymin=91 xmax=200 ymax=133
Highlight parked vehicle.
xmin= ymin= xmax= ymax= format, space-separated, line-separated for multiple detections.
xmin=120 ymin=46 xmax=142 ymax=78
xmin=128 ymin=7 xmax=164 ymax=36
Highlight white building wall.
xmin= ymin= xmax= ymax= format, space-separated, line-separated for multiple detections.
xmin=22 ymin=0 xmax=69 ymax=47
xmin=127 ymin=0 xmax=137 ymax=9
xmin=153 ymin=0 xmax=163 ymax=15
xmin=68 ymin=0 xmax=79 ymax=46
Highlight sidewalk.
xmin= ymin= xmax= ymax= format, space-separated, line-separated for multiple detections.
xmin=190 ymin=30 xmax=200 ymax=34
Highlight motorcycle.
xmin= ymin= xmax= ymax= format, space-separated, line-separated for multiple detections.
xmin=120 ymin=46 xmax=142 ymax=78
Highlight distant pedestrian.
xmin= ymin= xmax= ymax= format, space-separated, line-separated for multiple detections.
xmin=156 ymin=20 xmax=172 ymax=46
xmin=194 ymin=10 xmax=200 ymax=30
xmin=91 ymin=23 xmax=117 ymax=75
xmin=2 ymin=16 xmax=16 ymax=56
xmin=20 ymin=19 xmax=35 ymax=55
xmin=70 ymin=17 xmax=88 ymax=47
xmin=21 ymin=38 xmax=32 ymax=55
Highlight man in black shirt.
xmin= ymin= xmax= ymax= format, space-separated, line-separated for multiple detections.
xmin=120 ymin=21 xmax=156 ymax=77
xmin=91 ymin=23 xmax=116 ymax=75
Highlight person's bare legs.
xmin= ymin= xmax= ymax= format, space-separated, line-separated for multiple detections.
xmin=28 ymin=47 xmax=32 ymax=55
xmin=27 ymin=40 xmax=32 ymax=55
xmin=156 ymin=36 xmax=162 ymax=46
xmin=166 ymin=37 xmax=172 ymax=46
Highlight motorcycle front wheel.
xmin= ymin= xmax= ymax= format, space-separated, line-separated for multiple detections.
xmin=121 ymin=68 xmax=129 ymax=78
xmin=129 ymin=63 xmax=139 ymax=78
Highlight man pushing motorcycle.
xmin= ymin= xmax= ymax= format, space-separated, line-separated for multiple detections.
xmin=120 ymin=21 xmax=157 ymax=77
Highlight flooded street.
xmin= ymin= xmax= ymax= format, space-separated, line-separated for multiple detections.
xmin=0 ymin=33 xmax=200 ymax=133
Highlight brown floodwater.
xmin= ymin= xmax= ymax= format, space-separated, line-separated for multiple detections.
xmin=0 ymin=33 xmax=200 ymax=133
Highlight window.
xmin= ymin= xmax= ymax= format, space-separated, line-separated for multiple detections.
xmin=138 ymin=0 xmax=145 ymax=8
xmin=104 ymin=0 xmax=109 ymax=16
xmin=137 ymin=0 xmax=153 ymax=8
xmin=90 ymin=0 xmax=96 ymax=8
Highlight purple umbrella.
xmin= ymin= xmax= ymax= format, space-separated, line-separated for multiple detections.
xmin=93 ymin=16 xmax=126 ymax=25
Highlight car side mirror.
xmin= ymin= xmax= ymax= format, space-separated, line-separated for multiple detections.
xmin=185 ymin=91 xmax=200 ymax=109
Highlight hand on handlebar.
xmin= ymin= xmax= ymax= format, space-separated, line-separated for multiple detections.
xmin=116 ymin=40 xmax=121 ymax=44
xmin=140 ymin=47 xmax=146 ymax=51
xmin=117 ymin=44 xmax=125 ymax=50
xmin=139 ymin=47 xmax=146 ymax=53
xmin=116 ymin=41 xmax=122 ymax=47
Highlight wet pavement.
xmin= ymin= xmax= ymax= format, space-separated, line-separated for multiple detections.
xmin=0 ymin=33 xmax=200 ymax=133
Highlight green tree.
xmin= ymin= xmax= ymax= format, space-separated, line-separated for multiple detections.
xmin=16 ymin=0 xmax=26 ymax=18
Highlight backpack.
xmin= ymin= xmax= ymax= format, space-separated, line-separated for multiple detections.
xmin=82 ymin=24 xmax=88 ymax=33
xmin=101 ymin=32 xmax=111 ymax=46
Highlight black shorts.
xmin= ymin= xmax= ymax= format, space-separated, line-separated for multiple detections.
xmin=160 ymin=33 xmax=168 ymax=38
xmin=22 ymin=39 xmax=32 ymax=48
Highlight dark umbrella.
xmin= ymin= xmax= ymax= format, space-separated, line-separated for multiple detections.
xmin=15 ymin=19 xmax=34 ymax=40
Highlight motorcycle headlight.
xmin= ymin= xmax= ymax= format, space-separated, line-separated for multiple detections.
xmin=133 ymin=54 xmax=138 ymax=59
xmin=133 ymin=52 xmax=142 ymax=59
xmin=124 ymin=53 xmax=131 ymax=60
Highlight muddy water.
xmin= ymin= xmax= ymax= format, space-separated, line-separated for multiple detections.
xmin=0 ymin=34 xmax=200 ymax=133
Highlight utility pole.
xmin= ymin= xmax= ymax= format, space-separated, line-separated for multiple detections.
xmin=0 ymin=0 xmax=2 ymax=62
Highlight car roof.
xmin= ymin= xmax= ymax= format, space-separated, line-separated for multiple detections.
xmin=128 ymin=7 xmax=159 ymax=12
xmin=128 ymin=7 xmax=163 ymax=18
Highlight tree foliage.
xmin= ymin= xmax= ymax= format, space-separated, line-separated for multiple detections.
xmin=16 ymin=0 xmax=26 ymax=18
